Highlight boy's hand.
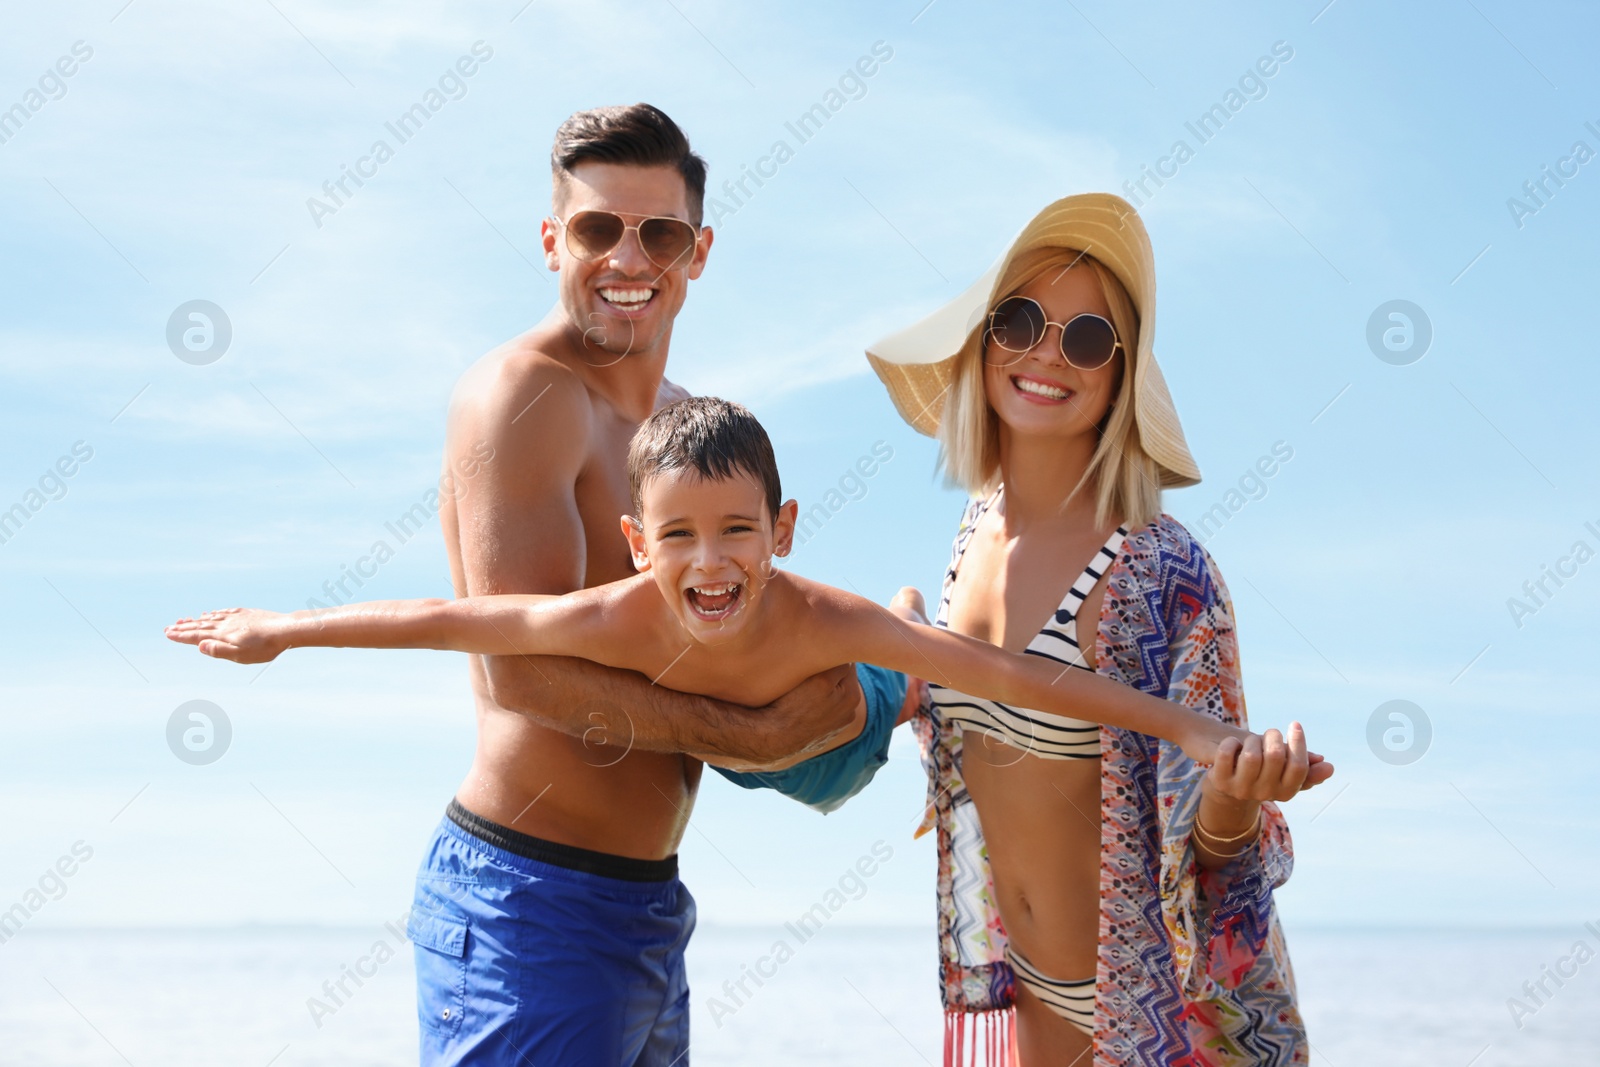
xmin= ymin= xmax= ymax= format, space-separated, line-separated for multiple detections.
xmin=887 ymin=587 xmax=930 ymax=726
xmin=1205 ymin=722 xmax=1335 ymax=802
xmin=165 ymin=608 xmax=291 ymax=664
xmin=896 ymin=677 xmax=929 ymax=727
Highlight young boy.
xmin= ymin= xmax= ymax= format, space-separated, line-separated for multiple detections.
xmin=167 ymin=398 xmax=1322 ymax=794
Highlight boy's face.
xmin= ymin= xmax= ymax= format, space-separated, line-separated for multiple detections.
xmin=543 ymin=161 xmax=713 ymax=365
xmin=621 ymin=468 xmax=797 ymax=647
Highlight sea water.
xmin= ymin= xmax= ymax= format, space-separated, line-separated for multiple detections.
xmin=0 ymin=925 xmax=1595 ymax=1064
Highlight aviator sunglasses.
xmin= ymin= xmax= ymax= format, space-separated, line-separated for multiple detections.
xmin=983 ymin=295 xmax=1124 ymax=370
xmin=551 ymin=209 xmax=701 ymax=271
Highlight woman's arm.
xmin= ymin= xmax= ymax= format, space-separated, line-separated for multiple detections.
xmin=165 ymin=592 xmax=593 ymax=665
xmin=825 ymin=587 xmax=1247 ymax=765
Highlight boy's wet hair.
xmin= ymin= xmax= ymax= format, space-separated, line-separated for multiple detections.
xmin=551 ymin=103 xmax=708 ymax=226
xmin=627 ymin=397 xmax=781 ymax=520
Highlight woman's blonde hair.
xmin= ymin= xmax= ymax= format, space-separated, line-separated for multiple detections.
xmin=936 ymin=246 xmax=1164 ymax=529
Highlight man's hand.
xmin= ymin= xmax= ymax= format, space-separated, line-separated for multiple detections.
xmin=717 ymin=664 xmax=862 ymax=772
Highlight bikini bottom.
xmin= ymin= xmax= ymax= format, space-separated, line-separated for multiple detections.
xmin=1007 ymin=944 xmax=1094 ymax=1038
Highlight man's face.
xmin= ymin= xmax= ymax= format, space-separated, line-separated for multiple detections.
xmin=543 ymin=161 xmax=713 ymax=365
xmin=621 ymin=468 xmax=796 ymax=648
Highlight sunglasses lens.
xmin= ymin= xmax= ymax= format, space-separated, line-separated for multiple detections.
xmin=1061 ymin=314 xmax=1116 ymax=370
xmin=638 ymin=217 xmax=699 ymax=268
xmin=984 ymin=297 xmax=1046 ymax=365
xmin=565 ymin=211 xmax=625 ymax=260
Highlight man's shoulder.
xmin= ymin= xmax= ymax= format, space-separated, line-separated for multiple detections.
xmin=448 ymin=328 xmax=595 ymax=457
xmin=454 ymin=329 xmax=590 ymax=416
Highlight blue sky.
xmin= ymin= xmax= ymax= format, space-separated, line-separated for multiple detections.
xmin=2 ymin=0 xmax=1596 ymax=939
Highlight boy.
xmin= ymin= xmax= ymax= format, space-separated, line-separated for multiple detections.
xmin=169 ymin=397 xmax=1325 ymax=794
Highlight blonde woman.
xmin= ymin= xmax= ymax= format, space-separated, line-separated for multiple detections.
xmin=868 ymin=194 xmax=1329 ymax=1066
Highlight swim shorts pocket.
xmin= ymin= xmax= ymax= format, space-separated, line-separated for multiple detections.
xmin=408 ymin=905 xmax=468 ymax=1038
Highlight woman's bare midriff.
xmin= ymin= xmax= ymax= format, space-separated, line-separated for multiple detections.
xmin=962 ymin=740 xmax=1102 ymax=977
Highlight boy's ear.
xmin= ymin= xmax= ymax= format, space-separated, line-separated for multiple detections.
xmin=771 ymin=498 xmax=799 ymax=558
xmin=620 ymin=515 xmax=652 ymax=572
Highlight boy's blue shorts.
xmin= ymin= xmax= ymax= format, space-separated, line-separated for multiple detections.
xmin=410 ymin=801 xmax=694 ymax=1066
xmin=712 ymin=663 xmax=906 ymax=813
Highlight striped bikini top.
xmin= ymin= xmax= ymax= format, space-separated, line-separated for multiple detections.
xmin=929 ymin=489 xmax=1128 ymax=760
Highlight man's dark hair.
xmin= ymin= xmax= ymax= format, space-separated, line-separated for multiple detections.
xmin=627 ymin=397 xmax=781 ymax=520
xmin=551 ymin=103 xmax=708 ymax=226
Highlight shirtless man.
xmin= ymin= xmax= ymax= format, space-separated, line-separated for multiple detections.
xmin=413 ymin=105 xmax=861 ymax=1065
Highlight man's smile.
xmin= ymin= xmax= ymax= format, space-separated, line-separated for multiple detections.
xmin=597 ymin=285 xmax=658 ymax=316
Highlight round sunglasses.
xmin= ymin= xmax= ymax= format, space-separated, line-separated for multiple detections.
xmin=983 ymin=295 xmax=1123 ymax=370
xmin=551 ymin=209 xmax=701 ymax=271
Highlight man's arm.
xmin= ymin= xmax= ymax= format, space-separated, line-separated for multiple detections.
xmin=491 ymin=653 xmax=862 ymax=771
xmin=454 ymin=357 xmax=857 ymax=769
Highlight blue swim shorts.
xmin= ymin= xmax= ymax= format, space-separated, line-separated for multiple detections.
xmin=409 ymin=800 xmax=695 ymax=1066
xmin=712 ymin=663 xmax=906 ymax=814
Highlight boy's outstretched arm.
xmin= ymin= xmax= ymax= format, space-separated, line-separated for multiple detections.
xmin=827 ymin=588 xmax=1333 ymax=798
xmin=164 ymin=593 xmax=586 ymax=664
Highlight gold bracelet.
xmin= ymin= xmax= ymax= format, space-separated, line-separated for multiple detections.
xmin=1198 ymin=837 xmax=1256 ymax=860
xmin=1194 ymin=809 xmax=1262 ymax=846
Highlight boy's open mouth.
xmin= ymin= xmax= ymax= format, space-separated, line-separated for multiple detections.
xmin=685 ymin=581 xmax=743 ymax=621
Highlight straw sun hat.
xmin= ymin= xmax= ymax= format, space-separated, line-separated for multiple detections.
xmin=865 ymin=192 xmax=1202 ymax=489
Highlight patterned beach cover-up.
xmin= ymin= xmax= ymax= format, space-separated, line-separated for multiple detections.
xmin=912 ymin=499 xmax=1308 ymax=1066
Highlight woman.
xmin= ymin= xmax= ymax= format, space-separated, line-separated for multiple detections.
xmin=867 ymin=194 xmax=1323 ymax=1065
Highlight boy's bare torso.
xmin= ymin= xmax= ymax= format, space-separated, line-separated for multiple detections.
xmin=560 ymin=569 xmax=859 ymax=710
xmin=441 ymin=326 xmax=702 ymax=860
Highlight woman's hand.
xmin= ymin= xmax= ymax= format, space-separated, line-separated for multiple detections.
xmin=1207 ymin=722 xmax=1333 ymax=802
xmin=165 ymin=607 xmax=291 ymax=664
xmin=1181 ymin=718 xmax=1335 ymax=795
xmin=1189 ymin=723 xmax=1334 ymax=869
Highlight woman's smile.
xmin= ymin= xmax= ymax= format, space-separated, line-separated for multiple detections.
xmin=1010 ymin=372 xmax=1075 ymax=404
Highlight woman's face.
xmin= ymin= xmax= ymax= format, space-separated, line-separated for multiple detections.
xmin=981 ymin=266 xmax=1125 ymax=444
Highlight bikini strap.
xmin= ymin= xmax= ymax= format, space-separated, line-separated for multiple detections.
xmin=1053 ymin=525 xmax=1129 ymax=626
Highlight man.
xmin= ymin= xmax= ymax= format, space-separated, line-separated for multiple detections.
xmin=416 ymin=104 xmax=862 ymax=1065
